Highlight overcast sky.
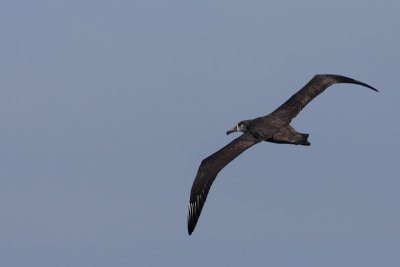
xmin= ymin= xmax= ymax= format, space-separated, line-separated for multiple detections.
xmin=1 ymin=0 xmax=399 ymax=266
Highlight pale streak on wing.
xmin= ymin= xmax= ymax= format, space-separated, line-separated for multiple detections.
xmin=187 ymin=132 xmax=260 ymax=235
xmin=271 ymin=74 xmax=378 ymax=123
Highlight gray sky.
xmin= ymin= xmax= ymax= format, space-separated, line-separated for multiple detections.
xmin=2 ymin=0 xmax=399 ymax=266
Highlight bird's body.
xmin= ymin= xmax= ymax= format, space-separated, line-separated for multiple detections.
xmin=236 ymin=115 xmax=310 ymax=145
xmin=187 ymin=74 xmax=377 ymax=235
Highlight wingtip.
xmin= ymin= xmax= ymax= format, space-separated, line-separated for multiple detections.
xmin=328 ymin=74 xmax=379 ymax=93
xmin=368 ymin=85 xmax=378 ymax=92
xmin=364 ymin=85 xmax=379 ymax=92
xmin=362 ymin=82 xmax=379 ymax=92
xmin=187 ymin=202 xmax=196 ymax=235
xmin=188 ymin=219 xmax=195 ymax=235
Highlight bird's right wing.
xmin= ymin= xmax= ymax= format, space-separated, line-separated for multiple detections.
xmin=188 ymin=132 xmax=260 ymax=235
xmin=270 ymin=74 xmax=378 ymax=123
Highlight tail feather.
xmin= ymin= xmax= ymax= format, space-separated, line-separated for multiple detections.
xmin=301 ymin=133 xmax=311 ymax=146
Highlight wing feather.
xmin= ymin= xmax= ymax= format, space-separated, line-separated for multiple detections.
xmin=271 ymin=74 xmax=378 ymax=123
xmin=187 ymin=132 xmax=260 ymax=235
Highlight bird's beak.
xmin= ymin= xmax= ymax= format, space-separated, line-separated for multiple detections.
xmin=226 ymin=126 xmax=238 ymax=135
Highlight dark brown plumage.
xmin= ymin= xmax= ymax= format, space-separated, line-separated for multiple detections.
xmin=187 ymin=74 xmax=377 ymax=235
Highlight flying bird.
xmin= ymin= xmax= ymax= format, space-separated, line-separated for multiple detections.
xmin=187 ymin=74 xmax=378 ymax=235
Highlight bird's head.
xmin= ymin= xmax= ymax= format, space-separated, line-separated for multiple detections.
xmin=226 ymin=120 xmax=251 ymax=135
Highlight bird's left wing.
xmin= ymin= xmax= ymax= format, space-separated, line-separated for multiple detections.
xmin=188 ymin=132 xmax=260 ymax=235
xmin=270 ymin=74 xmax=378 ymax=123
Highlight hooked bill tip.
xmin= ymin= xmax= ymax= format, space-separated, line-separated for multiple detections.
xmin=226 ymin=127 xmax=237 ymax=135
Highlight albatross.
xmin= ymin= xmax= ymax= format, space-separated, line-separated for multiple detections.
xmin=187 ymin=74 xmax=378 ymax=235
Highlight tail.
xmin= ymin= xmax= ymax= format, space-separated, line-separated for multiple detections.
xmin=300 ymin=133 xmax=311 ymax=146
